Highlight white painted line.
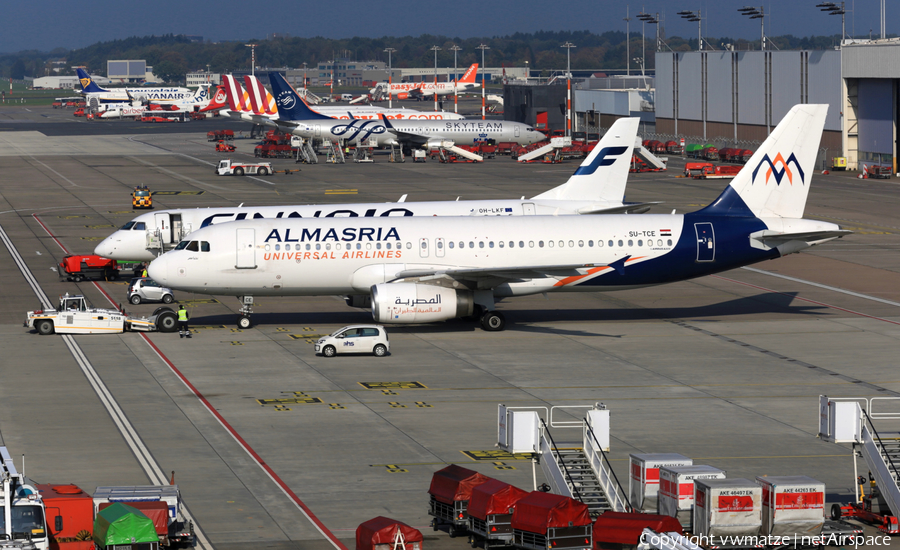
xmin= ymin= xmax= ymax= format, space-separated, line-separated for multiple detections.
xmin=741 ymin=266 xmax=900 ymax=308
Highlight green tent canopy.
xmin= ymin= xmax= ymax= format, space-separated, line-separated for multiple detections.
xmin=93 ymin=502 xmax=159 ymax=547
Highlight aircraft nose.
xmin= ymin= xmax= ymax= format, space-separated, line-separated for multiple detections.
xmin=94 ymin=234 xmax=117 ymax=257
xmin=147 ymin=255 xmax=169 ymax=285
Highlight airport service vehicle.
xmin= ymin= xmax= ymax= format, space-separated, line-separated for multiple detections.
xmin=127 ymin=277 xmax=175 ymax=305
xmin=215 ymin=140 xmax=235 ymax=152
xmin=93 ymin=486 xmax=195 ymax=547
xmin=58 ymin=254 xmax=120 ymax=282
xmin=268 ymin=72 xmax=543 ymax=148
xmin=133 ymin=184 xmax=152 ymax=209
xmin=220 ymin=74 xmax=465 ymax=124
xmin=683 ymin=163 xmax=742 ymax=179
xmin=1 ymin=447 xmax=49 ymax=550
xmin=141 ymin=112 xmax=190 ymax=123
xmin=215 ymin=159 xmax=272 ymax=176
xmin=370 ymin=63 xmax=481 ymax=100
xmin=147 ymin=105 xmax=850 ymax=331
xmin=73 ymin=108 xmax=85 ymax=117
xmin=95 ymin=117 xmax=647 ymax=263
xmin=25 ymin=293 xmax=178 ymax=334
xmin=315 ymin=325 xmax=389 ymax=357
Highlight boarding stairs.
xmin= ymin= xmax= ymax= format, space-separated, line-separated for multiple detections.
xmin=537 ymin=406 xmax=631 ymax=517
xmin=297 ymin=88 xmax=324 ymax=105
xmin=819 ymin=396 xmax=900 ymax=520
xmin=437 ymin=140 xmax=483 ymax=162
xmin=634 ymin=137 xmax=668 ymax=170
xmin=294 ymin=138 xmax=318 ymax=164
xmin=353 ymin=146 xmax=374 ymax=163
xmin=389 ymin=144 xmax=405 ymax=163
xmin=325 ymin=141 xmax=345 ymax=164
xmin=517 ymin=137 xmax=571 ymax=163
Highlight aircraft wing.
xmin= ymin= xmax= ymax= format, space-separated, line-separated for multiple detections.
xmin=378 ymin=116 xmax=433 ymax=146
xmin=390 ymin=258 xmax=629 ymax=287
xmin=577 ymin=202 xmax=662 ymax=215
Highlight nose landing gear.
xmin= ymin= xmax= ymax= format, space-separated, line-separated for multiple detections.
xmin=237 ymin=296 xmax=254 ymax=329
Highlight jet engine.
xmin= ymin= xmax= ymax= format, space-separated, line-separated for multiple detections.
xmin=396 ymin=92 xmax=409 ymax=100
xmin=371 ymin=283 xmax=473 ymax=324
xmin=345 ymin=294 xmax=372 ymax=309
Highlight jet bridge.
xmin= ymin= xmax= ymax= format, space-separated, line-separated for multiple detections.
xmin=818 ymin=395 xmax=900 ymax=533
xmin=497 ymin=404 xmax=630 ymax=517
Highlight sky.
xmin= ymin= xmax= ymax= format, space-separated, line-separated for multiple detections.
xmin=3 ymin=0 xmax=894 ymax=54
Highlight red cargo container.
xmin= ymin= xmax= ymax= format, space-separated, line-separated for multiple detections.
xmin=428 ymin=465 xmax=492 ymax=536
xmin=512 ymin=492 xmax=592 ymax=550
xmin=592 ymin=512 xmax=683 ymax=550
xmin=357 ymin=517 xmax=423 ymax=550
xmin=58 ymin=254 xmax=120 ymax=282
xmin=468 ymin=480 xmax=529 ymax=548
xmin=98 ymin=501 xmax=168 ymax=537
xmin=36 ymin=484 xmax=95 ymax=550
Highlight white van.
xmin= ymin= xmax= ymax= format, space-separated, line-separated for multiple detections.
xmin=316 ymin=325 xmax=389 ymax=357
xmin=340 ymin=93 xmax=354 ymax=101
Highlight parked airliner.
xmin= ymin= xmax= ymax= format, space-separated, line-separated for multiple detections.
xmin=370 ymin=63 xmax=481 ymax=100
xmin=268 ymin=72 xmax=544 ymax=147
xmin=148 ymin=105 xmax=848 ymax=331
xmin=95 ymin=117 xmax=645 ymax=262
xmin=76 ymin=68 xmax=193 ymax=104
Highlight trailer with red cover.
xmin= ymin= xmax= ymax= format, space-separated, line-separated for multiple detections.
xmin=592 ymin=512 xmax=683 ymax=550
xmin=511 ymin=492 xmax=592 ymax=550
xmin=428 ymin=465 xmax=492 ymax=537
xmin=357 ymin=517 xmax=423 ymax=550
xmin=468 ymin=479 xmax=529 ymax=549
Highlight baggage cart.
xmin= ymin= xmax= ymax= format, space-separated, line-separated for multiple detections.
xmin=468 ymin=479 xmax=529 ymax=549
xmin=592 ymin=512 xmax=682 ymax=550
xmin=693 ymin=478 xmax=761 ymax=543
xmin=357 ymin=516 xmax=423 ymax=550
xmin=757 ymin=476 xmax=824 ymax=538
xmin=428 ymin=465 xmax=491 ymax=537
xmin=630 ymin=454 xmax=692 ymax=513
xmin=511 ymin=492 xmax=592 ymax=550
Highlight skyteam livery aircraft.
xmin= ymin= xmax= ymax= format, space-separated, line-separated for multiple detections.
xmin=148 ymin=105 xmax=849 ymax=332
xmin=268 ymin=72 xmax=544 ymax=147
xmin=95 ymin=117 xmax=646 ymax=262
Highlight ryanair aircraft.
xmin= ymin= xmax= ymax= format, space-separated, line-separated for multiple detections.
xmin=76 ymin=68 xmax=193 ymax=104
xmin=148 ymin=105 xmax=848 ymax=331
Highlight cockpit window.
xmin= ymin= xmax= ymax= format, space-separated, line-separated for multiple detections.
xmin=527 ymin=128 xmax=535 ymax=132
xmin=175 ymin=240 xmax=189 ymax=250
xmin=120 ymin=221 xmax=135 ymax=230
xmin=133 ymin=222 xmax=146 ymax=231
xmin=186 ymin=241 xmax=199 ymax=252
xmin=201 ymin=241 xmax=210 ymax=252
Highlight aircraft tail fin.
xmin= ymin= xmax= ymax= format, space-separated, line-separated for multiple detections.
xmin=268 ymin=72 xmax=333 ymax=121
xmin=531 ymin=117 xmax=640 ymax=202
xmin=460 ymin=63 xmax=479 ymax=83
xmin=199 ymin=86 xmax=228 ymax=112
xmin=243 ymin=75 xmax=277 ymax=115
xmin=221 ymin=75 xmax=250 ymax=112
xmin=700 ymin=104 xmax=827 ymax=219
xmin=76 ymin=68 xmax=108 ymax=94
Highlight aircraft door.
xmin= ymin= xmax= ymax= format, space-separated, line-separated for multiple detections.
xmin=419 ymin=238 xmax=429 ymax=258
xmin=435 ymin=238 xmax=445 ymax=257
xmin=314 ymin=125 xmax=321 ymax=138
xmin=236 ymin=228 xmax=257 ymax=269
xmin=523 ymin=203 xmax=536 ymax=215
xmin=694 ymin=222 xmax=715 ymax=262
xmin=154 ymin=213 xmax=171 ymax=243
xmin=515 ymin=125 xmax=520 ymax=138
xmin=171 ymin=214 xmax=183 ymax=242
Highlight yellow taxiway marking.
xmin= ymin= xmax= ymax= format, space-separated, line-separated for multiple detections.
xmin=325 ymin=189 xmax=358 ymax=195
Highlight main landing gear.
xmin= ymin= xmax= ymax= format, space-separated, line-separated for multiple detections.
xmin=237 ymin=295 xmax=254 ymax=329
xmin=480 ymin=310 xmax=505 ymax=331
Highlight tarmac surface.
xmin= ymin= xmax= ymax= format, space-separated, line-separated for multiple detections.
xmin=1 ymin=103 xmax=899 ymax=550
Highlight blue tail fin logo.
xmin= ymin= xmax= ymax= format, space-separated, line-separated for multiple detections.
xmin=268 ymin=72 xmax=332 ymax=121
xmin=75 ymin=68 xmax=107 ymax=93
xmin=751 ymin=152 xmax=805 ymax=186
xmin=572 ymin=146 xmax=629 ymax=176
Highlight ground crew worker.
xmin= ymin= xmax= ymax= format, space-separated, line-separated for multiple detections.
xmin=141 ymin=266 xmax=148 ymax=278
xmin=178 ymin=305 xmax=191 ymax=338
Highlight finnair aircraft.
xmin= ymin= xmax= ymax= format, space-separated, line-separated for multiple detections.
xmin=148 ymin=105 xmax=848 ymax=332
xmin=268 ymin=72 xmax=544 ymax=147
xmin=95 ymin=117 xmax=645 ymax=262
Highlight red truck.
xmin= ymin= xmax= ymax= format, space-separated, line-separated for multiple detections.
xmin=58 ymin=255 xmax=120 ymax=282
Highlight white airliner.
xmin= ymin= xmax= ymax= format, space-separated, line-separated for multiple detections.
xmin=370 ymin=63 xmax=481 ymax=100
xmin=97 ymin=86 xmax=214 ymax=119
xmin=148 ymin=105 xmax=849 ymax=332
xmin=95 ymin=117 xmax=646 ymax=262
xmin=76 ymin=68 xmax=193 ymax=104
xmin=268 ymin=72 xmax=544 ymax=147
xmin=221 ymin=74 xmax=464 ymax=125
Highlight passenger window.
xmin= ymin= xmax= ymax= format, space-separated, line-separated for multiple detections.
xmin=499 ymin=241 xmax=504 ymax=248
xmin=385 ymin=243 xmax=391 ymax=250
xmin=479 ymin=242 xmax=484 ymax=248
xmin=406 ymin=242 xmax=412 ymax=249
xmin=519 ymin=241 xmax=525 ymax=248
xmin=306 ymin=244 xmax=312 ymax=251
xmin=529 ymin=241 xmax=534 ymax=248
xmin=437 ymin=241 xmax=443 ymax=249
xmin=316 ymin=243 xmax=321 ymax=250
xmin=469 ymin=241 xmax=474 ymax=248
xmin=376 ymin=242 xmax=382 ymax=250
xmin=617 ymin=240 xmax=623 ymax=247
xmin=366 ymin=243 xmax=372 ymax=250
xmin=578 ymin=240 xmax=583 ymax=247
xmin=134 ymin=222 xmax=146 ymax=230
xmin=326 ymin=243 xmax=332 ymax=250
xmin=667 ymin=239 xmax=673 ymax=246
xmin=637 ymin=240 xmax=642 ymax=246
xmin=275 ymin=244 xmax=281 ymax=251
xmin=657 ymin=239 xmax=663 ymax=247
xmin=356 ymin=243 xmax=361 ymax=250
xmin=539 ymin=241 xmax=544 ymax=248
xmin=548 ymin=241 xmax=553 ymax=248
xmin=589 ymin=240 xmax=594 ymax=247
xmin=569 ymin=240 xmax=575 ymax=247
xmin=420 ymin=241 xmax=426 ymax=249
xmin=489 ymin=242 xmax=494 ymax=248
xmin=449 ymin=242 xmax=454 ymax=249
xmin=628 ymin=240 xmax=633 ymax=247
xmin=186 ymin=241 xmax=199 ymax=252
xmin=459 ymin=241 xmax=464 ymax=248
xmin=559 ymin=240 xmax=564 ymax=247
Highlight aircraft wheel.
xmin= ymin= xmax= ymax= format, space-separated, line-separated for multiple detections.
xmin=130 ymin=295 xmax=142 ymax=305
xmin=237 ymin=315 xmax=252 ymax=329
xmin=322 ymin=345 xmax=336 ymax=358
xmin=480 ymin=311 xmax=506 ymax=332
xmin=36 ymin=320 xmax=55 ymax=335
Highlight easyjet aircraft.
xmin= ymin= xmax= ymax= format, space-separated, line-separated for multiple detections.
xmin=370 ymin=63 xmax=481 ymax=100
xmin=148 ymin=105 xmax=848 ymax=331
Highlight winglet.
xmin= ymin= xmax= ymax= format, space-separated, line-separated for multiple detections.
xmin=268 ymin=72 xmax=333 ymax=121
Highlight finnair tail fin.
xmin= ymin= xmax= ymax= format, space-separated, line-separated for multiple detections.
xmin=76 ymin=68 xmax=108 ymax=94
xmin=243 ymin=75 xmax=277 ymax=115
xmin=460 ymin=63 xmax=479 ymax=83
xmin=531 ymin=117 xmax=640 ymax=202
xmin=701 ymin=104 xmax=827 ymax=219
xmin=268 ymin=72 xmax=333 ymax=121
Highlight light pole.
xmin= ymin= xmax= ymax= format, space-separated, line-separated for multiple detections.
xmin=431 ymin=45 xmax=441 ymax=112
xmin=624 ymin=7 xmax=631 ymax=76
xmin=678 ymin=10 xmax=703 ymax=51
xmin=449 ymin=44 xmax=462 ymax=113
xmin=816 ymin=2 xmax=847 ymax=43
xmin=561 ymin=41 xmax=575 ymax=137
xmin=383 ymin=47 xmax=396 ymax=108
xmin=738 ymin=7 xmax=766 ymax=50
xmin=244 ymin=43 xmax=257 ymax=76
xmin=302 ymin=62 xmax=307 ymax=91
xmin=477 ymin=44 xmax=489 ymax=120
xmin=637 ymin=12 xmax=660 ymax=55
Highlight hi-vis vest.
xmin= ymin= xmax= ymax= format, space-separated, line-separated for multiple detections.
xmin=178 ymin=309 xmax=189 ymax=322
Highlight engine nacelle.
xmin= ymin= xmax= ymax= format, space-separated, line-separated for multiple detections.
xmin=345 ymin=294 xmax=372 ymax=309
xmin=371 ymin=283 xmax=473 ymax=324
xmin=396 ymin=92 xmax=409 ymax=100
